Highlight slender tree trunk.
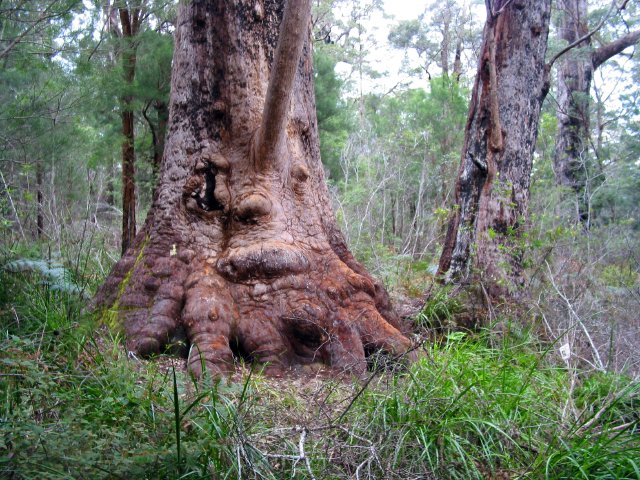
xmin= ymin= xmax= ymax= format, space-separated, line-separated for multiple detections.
xmin=121 ymin=108 xmax=136 ymax=253
xmin=553 ymin=0 xmax=640 ymax=227
xmin=36 ymin=159 xmax=44 ymax=239
xmin=453 ymin=38 xmax=463 ymax=82
xmin=105 ymin=156 xmax=115 ymax=206
xmin=437 ymin=0 xmax=552 ymax=299
xmin=93 ymin=0 xmax=411 ymax=378
xmin=119 ymin=6 xmax=140 ymax=254
xmin=440 ymin=15 xmax=450 ymax=78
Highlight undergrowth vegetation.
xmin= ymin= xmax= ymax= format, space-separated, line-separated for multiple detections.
xmin=1 ymin=243 xmax=638 ymax=479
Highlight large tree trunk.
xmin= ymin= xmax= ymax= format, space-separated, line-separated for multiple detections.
xmin=553 ymin=0 xmax=640 ymax=227
xmin=553 ymin=0 xmax=591 ymax=226
xmin=437 ymin=0 xmax=552 ymax=299
xmin=93 ymin=0 xmax=411 ymax=378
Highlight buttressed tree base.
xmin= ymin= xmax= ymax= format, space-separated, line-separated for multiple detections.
xmin=93 ymin=0 xmax=412 ymax=377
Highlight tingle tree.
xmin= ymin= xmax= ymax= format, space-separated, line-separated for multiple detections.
xmin=553 ymin=0 xmax=640 ymax=228
xmin=437 ymin=0 xmax=553 ymax=299
xmin=93 ymin=0 xmax=412 ymax=377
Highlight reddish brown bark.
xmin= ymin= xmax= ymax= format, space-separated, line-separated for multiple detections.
xmin=119 ymin=4 xmax=142 ymax=254
xmin=437 ymin=0 xmax=552 ymax=299
xmin=93 ymin=0 xmax=411 ymax=378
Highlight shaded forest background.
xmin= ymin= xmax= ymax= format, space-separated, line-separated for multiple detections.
xmin=1 ymin=0 xmax=639 ymax=478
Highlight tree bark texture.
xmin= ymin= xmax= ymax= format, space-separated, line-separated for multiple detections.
xmin=553 ymin=0 xmax=640 ymax=226
xmin=93 ymin=0 xmax=411 ymax=378
xmin=437 ymin=0 xmax=552 ymax=298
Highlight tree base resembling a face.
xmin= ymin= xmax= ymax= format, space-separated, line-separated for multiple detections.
xmin=118 ymin=134 xmax=411 ymax=378
xmin=92 ymin=0 xmax=413 ymax=379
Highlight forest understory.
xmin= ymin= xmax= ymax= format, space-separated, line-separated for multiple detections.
xmin=2 ymin=193 xmax=639 ymax=479
xmin=2 ymin=0 xmax=640 ymax=478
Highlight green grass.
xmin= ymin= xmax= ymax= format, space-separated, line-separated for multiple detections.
xmin=1 ymin=248 xmax=638 ymax=479
xmin=339 ymin=333 xmax=639 ymax=479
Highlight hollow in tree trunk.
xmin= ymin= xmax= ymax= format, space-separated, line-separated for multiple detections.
xmin=437 ymin=0 xmax=552 ymax=300
xmin=93 ymin=0 xmax=411 ymax=378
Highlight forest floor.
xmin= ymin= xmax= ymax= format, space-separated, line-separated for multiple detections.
xmin=1 ymin=245 xmax=639 ymax=479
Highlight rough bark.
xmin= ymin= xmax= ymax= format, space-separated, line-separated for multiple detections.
xmin=93 ymin=0 xmax=411 ymax=378
xmin=553 ymin=0 xmax=639 ymax=226
xmin=143 ymin=99 xmax=169 ymax=176
xmin=437 ymin=0 xmax=552 ymax=299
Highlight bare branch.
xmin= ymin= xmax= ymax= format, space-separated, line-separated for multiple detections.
xmin=255 ymin=0 xmax=312 ymax=170
xmin=547 ymin=0 xmax=618 ymax=69
xmin=545 ymin=261 xmax=606 ymax=372
xmin=592 ymin=29 xmax=640 ymax=69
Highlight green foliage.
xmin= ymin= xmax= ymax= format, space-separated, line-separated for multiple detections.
xmin=341 ymin=332 xmax=639 ymax=479
xmin=314 ymin=46 xmax=353 ymax=180
xmin=4 ymin=259 xmax=87 ymax=296
xmin=2 ymin=253 xmax=639 ymax=479
xmin=338 ymin=77 xmax=468 ymax=263
xmin=1 ymin=1 xmax=640 ymax=478
xmin=600 ymin=264 xmax=639 ymax=289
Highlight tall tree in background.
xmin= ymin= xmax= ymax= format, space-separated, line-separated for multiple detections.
xmin=93 ymin=0 xmax=411 ymax=377
xmin=105 ymin=0 xmax=146 ymax=254
xmin=388 ymin=0 xmax=476 ymax=82
xmin=0 ymin=0 xmax=82 ymax=241
xmin=553 ymin=0 xmax=639 ymax=227
xmin=313 ymin=47 xmax=352 ymax=180
xmin=137 ymin=13 xmax=175 ymax=179
xmin=437 ymin=0 xmax=552 ymax=299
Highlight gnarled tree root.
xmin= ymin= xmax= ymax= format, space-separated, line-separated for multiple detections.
xmin=95 ymin=238 xmax=413 ymax=379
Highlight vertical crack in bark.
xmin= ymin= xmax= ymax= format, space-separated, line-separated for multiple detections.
xmin=487 ymin=17 xmax=504 ymax=154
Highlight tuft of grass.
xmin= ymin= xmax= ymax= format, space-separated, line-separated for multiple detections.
xmin=416 ymin=285 xmax=463 ymax=329
xmin=330 ymin=330 xmax=639 ymax=479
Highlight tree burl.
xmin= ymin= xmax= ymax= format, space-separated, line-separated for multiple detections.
xmin=93 ymin=0 xmax=412 ymax=378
